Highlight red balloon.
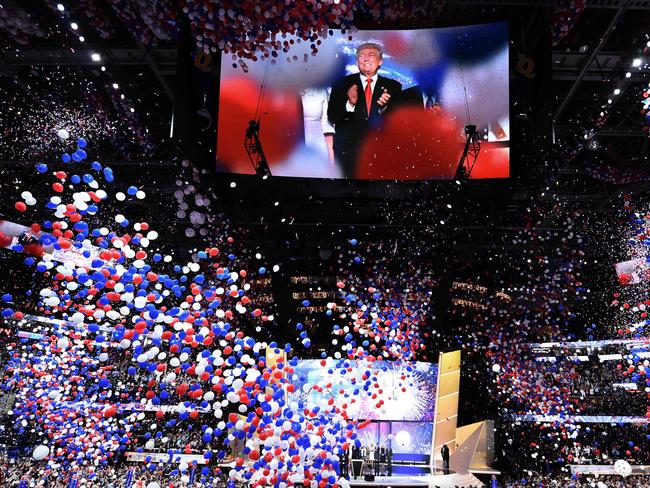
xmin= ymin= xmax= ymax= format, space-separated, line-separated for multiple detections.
xmin=217 ymin=77 xmax=301 ymax=174
xmin=14 ymin=202 xmax=26 ymax=212
xmin=355 ymin=108 xmax=463 ymax=180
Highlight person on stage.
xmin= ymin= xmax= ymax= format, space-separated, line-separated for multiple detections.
xmin=399 ymin=85 xmax=442 ymax=116
xmin=327 ymin=42 xmax=402 ymax=178
xmin=441 ymin=444 xmax=450 ymax=473
xmin=387 ymin=444 xmax=393 ymax=476
xmin=374 ymin=444 xmax=380 ymax=476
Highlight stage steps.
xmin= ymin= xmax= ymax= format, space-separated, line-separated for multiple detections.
xmin=432 ymin=472 xmax=485 ymax=487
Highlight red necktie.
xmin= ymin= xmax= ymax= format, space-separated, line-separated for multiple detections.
xmin=365 ymin=77 xmax=373 ymax=115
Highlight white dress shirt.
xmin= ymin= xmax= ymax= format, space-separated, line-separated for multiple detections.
xmin=346 ymin=73 xmax=379 ymax=112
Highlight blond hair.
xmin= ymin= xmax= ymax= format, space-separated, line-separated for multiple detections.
xmin=356 ymin=42 xmax=383 ymax=59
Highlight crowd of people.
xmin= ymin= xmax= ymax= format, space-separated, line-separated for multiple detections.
xmin=1 ymin=3 xmax=650 ymax=487
xmin=0 ymin=458 xmax=240 ymax=488
xmin=0 ymin=143 xmax=648 ymax=486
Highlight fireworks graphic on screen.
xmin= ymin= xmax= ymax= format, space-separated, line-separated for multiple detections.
xmin=290 ymin=360 xmax=437 ymax=421
xmin=376 ymin=362 xmax=437 ymax=421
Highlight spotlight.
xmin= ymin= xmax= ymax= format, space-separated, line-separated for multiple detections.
xmin=56 ymin=3 xmax=64 ymax=11
xmin=112 ymin=83 xmax=119 ymax=89
xmin=91 ymin=53 xmax=101 ymax=62
xmin=70 ymin=22 xmax=78 ymax=30
xmin=613 ymin=88 xmax=620 ymax=95
xmin=625 ymin=72 xmax=631 ymax=78
xmin=607 ymin=99 xmax=612 ymax=104
xmin=632 ymin=58 xmax=642 ymax=67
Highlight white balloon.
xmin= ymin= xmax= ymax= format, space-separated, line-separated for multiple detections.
xmin=614 ymin=459 xmax=632 ymax=477
xmin=57 ymin=129 xmax=70 ymax=139
xmin=33 ymin=444 xmax=50 ymax=460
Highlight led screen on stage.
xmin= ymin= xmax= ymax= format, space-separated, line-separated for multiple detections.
xmin=289 ymin=359 xmax=438 ymax=421
xmin=217 ymin=22 xmax=509 ymax=180
xmin=391 ymin=421 xmax=434 ymax=455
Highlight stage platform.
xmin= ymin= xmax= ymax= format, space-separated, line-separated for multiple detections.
xmin=347 ymin=473 xmax=484 ymax=487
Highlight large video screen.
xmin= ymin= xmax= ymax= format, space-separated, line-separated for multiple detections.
xmin=217 ymin=22 xmax=509 ymax=180
xmin=288 ymin=359 xmax=438 ymax=421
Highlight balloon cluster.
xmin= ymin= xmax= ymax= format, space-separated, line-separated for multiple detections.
xmin=0 ymin=1 xmax=46 ymax=45
xmin=1 ymin=136 xmax=437 ymax=487
xmin=184 ymin=0 xmax=355 ymax=62
xmin=551 ymin=0 xmax=587 ymax=46
xmin=106 ymin=0 xmax=178 ymax=47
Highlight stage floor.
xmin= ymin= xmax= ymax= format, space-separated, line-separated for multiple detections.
xmin=347 ymin=473 xmax=484 ymax=488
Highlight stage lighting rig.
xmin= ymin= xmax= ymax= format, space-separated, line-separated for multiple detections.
xmin=454 ymin=124 xmax=480 ymax=181
xmin=244 ymin=119 xmax=272 ymax=180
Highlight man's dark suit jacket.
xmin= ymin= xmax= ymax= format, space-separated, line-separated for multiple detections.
xmin=327 ymin=73 xmax=402 ymax=178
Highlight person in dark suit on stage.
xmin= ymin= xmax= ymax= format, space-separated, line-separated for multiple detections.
xmin=379 ymin=446 xmax=387 ymax=476
xmin=387 ymin=445 xmax=393 ymax=476
xmin=327 ymin=42 xmax=402 ymax=178
xmin=374 ymin=444 xmax=381 ymax=476
xmin=441 ymin=444 xmax=450 ymax=473
xmin=341 ymin=445 xmax=349 ymax=477
xmin=351 ymin=445 xmax=362 ymax=480
xmin=399 ymin=85 xmax=442 ymax=115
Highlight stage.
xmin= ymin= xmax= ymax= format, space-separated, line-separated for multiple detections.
xmin=347 ymin=472 xmax=485 ymax=488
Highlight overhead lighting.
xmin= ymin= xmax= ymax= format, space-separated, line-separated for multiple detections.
xmin=70 ymin=22 xmax=78 ymax=30
xmin=91 ymin=53 xmax=101 ymax=62
xmin=607 ymin=99 xmax=612 ymax=104
xmin=112 ymin=83 xmax=119 ymax=89
xmin=78 ymin=36 xmax=84 ymax=42
xmin=613 ymin=88 xmax=621 ymax=95
xmin=56 ymin=3 xmax=64 ymax=11
xmin=632 ymin=58 xmax=642 ymax=67
xmin=625 ymin=72 xmax=632 ymax=78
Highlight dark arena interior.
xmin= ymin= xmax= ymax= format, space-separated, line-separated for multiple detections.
xmin=0 ymin=1 xmax=650 ymax=487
